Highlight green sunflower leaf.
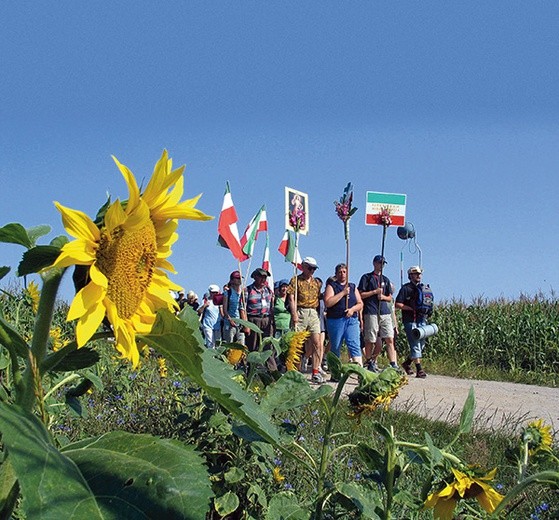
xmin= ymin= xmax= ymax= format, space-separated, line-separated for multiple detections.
xmin=266 ymin=492 xmax=310 ymax=520
xmin=0 ymin=403 xmax=104 ymax=519
xmin=142 ymin=309 xmax=281 ymax=445
xmin=26 ymin=225 xmax=51 ymax=247
xmin=0 ymin=266 xmax=10 ymax=281
xmin=0 ymin=315 xmax=30 ymax=358
xmin=260 ymin=370 xmax=332 ymax=415
xmin=63 ymin=431 xmax=213 ymax=520
xmin=17 ymin=245 xmax=62 ymax=276
xmin=0 ymin=223 xmax=33 ymax=249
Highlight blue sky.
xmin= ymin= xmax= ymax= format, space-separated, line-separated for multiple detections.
xmin=1 ymin=2 xmax=559 ymax=303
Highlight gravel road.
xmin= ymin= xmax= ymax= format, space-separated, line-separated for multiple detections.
xmin=337 ymin=374 xmax=559 ymax=434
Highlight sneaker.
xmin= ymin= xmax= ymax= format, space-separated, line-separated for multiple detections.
xmin=321 ymin=362 xmax=329 ymax=373
xmin=319 ymin=366 xmax=328 ymax=376
xmin=311 ymin=373 xmax=325 ymax=384
xmin=402 ymin=359 xmax=414 ymax=375
xmin=416 ymin=369 xmax=427 ymax=379
xmin=366 ymin=360 xmax=379 ymax=373
xmin=300 ymin=356 xmax=308 ymax=374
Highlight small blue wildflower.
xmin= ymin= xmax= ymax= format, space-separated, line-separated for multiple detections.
xmin=283 ymin=418 xmax=292 ymax=424
xmin=311 ymin=409 xmax=319 ymax=416
xmin=539 ymin=503 xmax=549 ymax=512
xmin=274 ymin=458 xmax=282 ymax=466
xmin=284 ymin=483 xmax=293 ymax=490
xmin=495 ymin=483 xmax=504 ymax=490
xmin=318 ymin=436 xmax=324 ymax=442
xmin=173 ymin=381 xmax=182 ymax=388
xmin=355 ymin=472 xmax=362 ymax=480
xmin=347 ymin=459 xmax=353 ymax=468
xmin=297 ymin=435 xmax=305 ymax=442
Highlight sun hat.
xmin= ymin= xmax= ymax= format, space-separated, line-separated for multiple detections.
xmin=302 ymin=256 xmax=319 ymax=269
xmin=251 ymin=267 xmax=270 ymax=279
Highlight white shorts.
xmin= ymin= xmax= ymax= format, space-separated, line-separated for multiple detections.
xmin=363 ymin=314 xmax=394 ymax=342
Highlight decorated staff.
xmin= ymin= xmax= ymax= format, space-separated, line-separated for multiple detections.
xmin=334 ymin=182 xmax=358 ymax=307
xmin=285 ymin=187 xmax=309 ymax=307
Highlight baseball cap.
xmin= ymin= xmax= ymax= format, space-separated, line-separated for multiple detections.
xmin=279 ymin=279 xmax=289 ymax=286
xmin=208 ymin=284 xmax=220 ymax=293
xmin=302 ymin=256 xmax=319 ymax=269
xmin=230 ymin=270 xmax=241 ymax=279
xmin=407 ymin=266 xmax=423 ymax=275
xmin=373 ymin=255 xmax=387 ymax=264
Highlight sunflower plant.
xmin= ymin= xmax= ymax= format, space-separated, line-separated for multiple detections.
xmin=0 ymin=151 xmax=217 ymax=519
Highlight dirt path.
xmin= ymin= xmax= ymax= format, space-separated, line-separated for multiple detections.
xmin=337 ymin=374 xmax=559 ymax=434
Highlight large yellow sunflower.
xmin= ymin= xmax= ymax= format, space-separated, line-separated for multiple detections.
xmin=424 ymin=467 xmax=504 ymax=520
xmin=53 ymin=150 xmax=212 ymax=366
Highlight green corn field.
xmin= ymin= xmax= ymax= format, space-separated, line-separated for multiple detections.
xmin=394 ymin=292 xmax=559 ymax=385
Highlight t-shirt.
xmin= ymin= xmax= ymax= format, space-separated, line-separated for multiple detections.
xmin=395 ymin=282 xmax=421 ymax=323
xmin=287 ymin=275 xmax=322 ymax=309
xmin=357 ymin=271 xmax=392 ymax=315
xmin=273 ymin=296 xmax=291 ymax=331
xmin=245 ymin=284 xmax=273 ymax=317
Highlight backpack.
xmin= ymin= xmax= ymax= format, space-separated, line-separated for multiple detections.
xmin=416 ymin=283 xmax=434 ymax=316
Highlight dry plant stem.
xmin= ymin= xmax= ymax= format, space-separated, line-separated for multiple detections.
xmin=19 ymin=270 xmax=64 ymax=411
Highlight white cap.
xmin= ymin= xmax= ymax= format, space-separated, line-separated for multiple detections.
xmin=302 ymin=256 xmax=319 ymax=268
xmin=208 ymin=284 xmax=220 ymax=293
xmin=407 ymin=266 xmax=423 ymax=275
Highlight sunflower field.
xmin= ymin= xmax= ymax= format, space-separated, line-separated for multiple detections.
xmin=0 ymin=151 xmax=558 ymax=519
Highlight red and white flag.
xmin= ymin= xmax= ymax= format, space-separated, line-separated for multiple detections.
xmin=278 ymin=230 xmax=302 ymax=269
xmin=217 ymin=182 xmax=248 ymax=261
xmin=262 ymin=233 xmax=274 ymax=291
xmin=241 ymin=205 xmax=268 ymax=258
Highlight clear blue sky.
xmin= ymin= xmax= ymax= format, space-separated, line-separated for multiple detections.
xmin=2 ymin=2 xmax=559 ymax=303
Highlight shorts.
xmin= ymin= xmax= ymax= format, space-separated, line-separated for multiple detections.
xmin=363 ymin=313 xmax=394 ymax=342
xmin=295 ymin=308 xmax=321 ymax=334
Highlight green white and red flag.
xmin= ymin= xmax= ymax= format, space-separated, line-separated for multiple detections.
xmin=241 ymin=205 xmax=268 ymax=257
xmin=278 ymin=230 xmax=302 ymax=269
xmin=365 ymin=191 xmax=407 ymax=226
xmin=217 ymin=182 xmax=249 ymax=261
xmin=262 ymin=233 xmax=274 ymax=290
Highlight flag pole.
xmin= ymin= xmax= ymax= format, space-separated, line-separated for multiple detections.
xmin=293 ymin=231 xmax=299 ymax=312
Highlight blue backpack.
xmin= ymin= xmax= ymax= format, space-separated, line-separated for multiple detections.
xmin=416 ymin=283 xmax=434 ymax=316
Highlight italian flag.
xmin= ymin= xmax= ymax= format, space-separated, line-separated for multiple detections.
xmin=278 ymin=230 xmax=302 ymax=269
xmin=365 ymin=191 xmax=407 ymax=226
xmin=241 ymin=205 xmax=268 ymax=258
xmin=262 ymin=233 xmax=274 ymax=290
xmin=217 ymin=182 xmax=248 ymax=261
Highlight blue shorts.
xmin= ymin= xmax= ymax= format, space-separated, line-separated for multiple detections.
xmin=326 ymin=316 xmax=361 ymax=359
xmin=404 ymin=320 xmax=427 ymax=359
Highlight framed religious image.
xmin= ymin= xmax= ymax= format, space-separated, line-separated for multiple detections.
xmin=285 ymin=186 xmax=309 ymax=235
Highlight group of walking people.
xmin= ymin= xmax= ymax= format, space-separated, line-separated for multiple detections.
xmin=193 ymin=254 xmax=434 ymax=383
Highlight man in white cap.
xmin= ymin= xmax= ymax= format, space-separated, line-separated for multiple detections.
xmin=395 ymin=266 xmax=433 ymax=378
xmin=287 ymin=256 xmax=324 ymax=384
xmin=198 ymin=284 xmax=223 ymax=348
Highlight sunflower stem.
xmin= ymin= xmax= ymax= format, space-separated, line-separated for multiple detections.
xmin=18 ymin=269 xmax=64 ymax=412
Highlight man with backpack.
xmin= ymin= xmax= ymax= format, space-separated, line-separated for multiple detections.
xmin=395 ymin=266 xmax=434 ymax=378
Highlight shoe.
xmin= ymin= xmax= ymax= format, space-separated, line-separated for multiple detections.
xmin=366 ymin=360 xmax=379 ymax=373
xmin=319 ymin=367 xmax=328 ymax=376
xmin=402 ymin=359 xmax=414 ymax=375
xmin=416 ymin=369 xmax=427 ymax=379
xmin=329 ymin=376 xmax=340 ymax=383
xmin=311 ymin=373 xmax=325 ymax=384
xmin=321 ymin=362 xmax=329 ymax=373
xmin=300 ymin=356 xmax=308 ymax=374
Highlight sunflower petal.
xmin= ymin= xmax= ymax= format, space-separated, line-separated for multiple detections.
xmin=54 ymin=202 xmax=100 ymax=242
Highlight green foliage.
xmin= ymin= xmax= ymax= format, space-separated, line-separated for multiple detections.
xmin=395 ymin=293 xmax=559 ymax=386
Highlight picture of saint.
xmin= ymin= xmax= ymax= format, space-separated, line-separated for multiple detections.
xmin=285 ymin=187 xmax=309 ymax=235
